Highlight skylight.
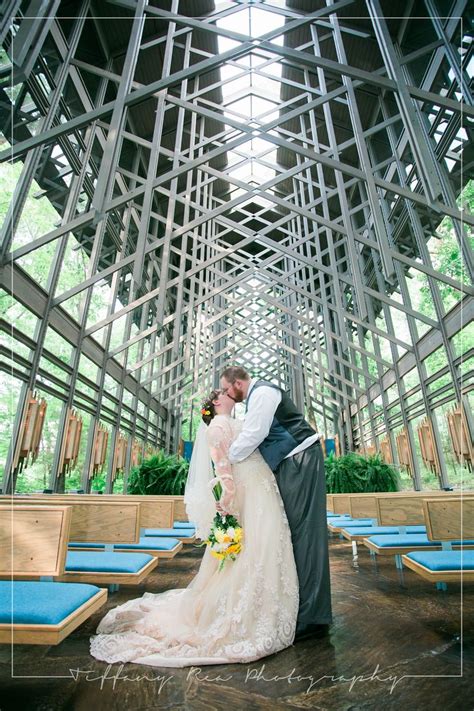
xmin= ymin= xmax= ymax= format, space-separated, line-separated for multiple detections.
xmin=216 ymin=4 xmax=285 ymax=198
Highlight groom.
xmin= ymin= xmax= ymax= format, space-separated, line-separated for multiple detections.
xmin=220 ymin=365 xmax=332 ymax=639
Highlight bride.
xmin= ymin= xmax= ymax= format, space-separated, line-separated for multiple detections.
xmin=89 ymin=389 xmax=299 ymax=667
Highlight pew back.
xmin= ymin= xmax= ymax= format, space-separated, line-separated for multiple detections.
xmin=348 ymin=491 xmax=454 ymax=520
xmin=0 ymin=498 xmax=140 ymax=543
xmin=424 ymin=497 xmax=474 ymax=541
xmin=0 ymin=505 xmax=71 ymax=576
xmin=4 ymin=494 xmax=174 ymax=529
xmin=375 ymin=495 xmax=454 ymax=527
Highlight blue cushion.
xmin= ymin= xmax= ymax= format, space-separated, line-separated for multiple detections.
xmin=342 ymin=526 xmax=426 ymax=535
xmin=0 ymin=581 xmax=101 ymax=625
xmin=405 ymin=550 xmax=474 ymax=571
xmin=173 ymin=521 xmax=195 ymax=529
xmin=334 ymin=520 xmax=376 ymax=528
xmin=143 ymin=528 xmax=194 ymax=538
xmin=367 ymin=534 xmax=474 ymax=548
xmin=114 ymin=536 xmax=180 ymax=551
xmin=66 ymin=551 xmax=152 ymax=573
xmin=329 ymin=518 xmax=374 ymax=526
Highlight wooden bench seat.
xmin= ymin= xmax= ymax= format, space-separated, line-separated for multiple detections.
xmin=142 ymin=527 xmax=196 ymax=544
xmin=401 ymin=551 xmax=474 ymax=584
xmin=361 ymin=495 xmax=474 ymax=570
xmin=363 ymin=532 xmax=474 ymax=556
xmin=328 ymin=518 xmax=375 ymax=533
xmin=0 ymin=500 xmax=158 ymax=589
xmin=69 ymin=536 xmax=182 ymax=559
xmin=338 ymin=492 xmax=459 ymax=542
xmin=340 ymin=525 xmax=426 ymax=542
xmin=0 ymin=505 xmax=107 ymax=645
xmin=402 ymin=497 xmax=474 ymax=588
xmin=61 ymin=550 xmax=157 ymax=585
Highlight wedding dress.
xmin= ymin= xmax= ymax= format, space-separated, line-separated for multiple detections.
xmin=89 ymin=415 xmax=299 ymax=667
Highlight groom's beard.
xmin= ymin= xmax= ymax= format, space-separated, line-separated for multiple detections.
xmin=229 ymin=385 xmax=244 ymax=403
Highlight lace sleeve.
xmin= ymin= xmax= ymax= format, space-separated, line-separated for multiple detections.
xmin=207 ymin=418 xmax=236 ymax=512
xmin=207 ymin=420 xmax=233 ymax=477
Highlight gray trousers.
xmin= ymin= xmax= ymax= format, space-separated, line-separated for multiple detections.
xmin=275 ymin=441 xmax=332 ymax=630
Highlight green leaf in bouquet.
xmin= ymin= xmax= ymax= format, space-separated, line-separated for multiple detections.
xmin=212 ymin=480 xmax=223 ymax=501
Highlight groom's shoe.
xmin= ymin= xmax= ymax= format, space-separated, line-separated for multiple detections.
xmin=294 ymin=624 xmax=330 ymax=642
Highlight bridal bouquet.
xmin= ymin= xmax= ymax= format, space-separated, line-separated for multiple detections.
xmin=203 ymin=479 xmax=243 ymax=572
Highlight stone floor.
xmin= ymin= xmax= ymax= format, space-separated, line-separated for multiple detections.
xmin=1 ymin=537 xmax=473 ymax=710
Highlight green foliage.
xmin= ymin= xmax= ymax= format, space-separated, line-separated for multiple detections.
xmin=127 ymin=451 xmax=189 ymax=495
xmin=417 ymin=181 xmax=474 ymax=320
xmin=325 ymin=452 xmax=400 ymax=493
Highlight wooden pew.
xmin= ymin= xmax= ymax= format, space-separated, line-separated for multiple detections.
xmin=87 ymin=494 xmax=197 ymax=542
xmin=402 ymin=497 xmax=474 ymax=589
xmin=328 ymin=491 xmax=455 ymax=533
xmin=0 ymin=505 xmax=107 ymax=645
xmin=99 ymin=494 xmax=196 ymax=542
xmin=336 ymin=494 xmax=432 ymax=555
xmin=0 ymin=499 xmax=158 ymax=588
xmin=362 ymin=494 xmax=474 ymax=569
xmin=37 ymin=493 xmax=195 ymax=544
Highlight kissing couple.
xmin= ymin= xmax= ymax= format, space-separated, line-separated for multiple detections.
xmin=90 ymin=366 xmax=332 ymax=667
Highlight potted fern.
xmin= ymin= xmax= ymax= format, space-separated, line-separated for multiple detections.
xmin=127 ymin=450 xmax=189 ymax=495
xmin=325 ymin=452 xmax=400 ymax=493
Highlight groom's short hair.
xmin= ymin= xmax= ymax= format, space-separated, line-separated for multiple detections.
xmin=221 ymin=365 xmax=250 ymax=382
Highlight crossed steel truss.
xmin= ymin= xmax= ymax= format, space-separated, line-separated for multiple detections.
xmin=0 ymin=0 xmax=472 ymax=493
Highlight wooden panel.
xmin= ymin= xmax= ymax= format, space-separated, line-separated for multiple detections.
xmin=348 ymin=491 xmax=451 ymax=520
xmin=333 ymin=496 xmax=350 ymax=514
xmin=380 ymin=437 xmax=393 ymax=464
xmin=349 ymin=496 xmax=378 ymax=519
xmin=0 ymin=506 xmax=71 ymax=576
xmin=326 ymin=494 xmax=334 ymax=512
xmin=447 ymin=403 xmax=473 ymax=468
xmin=375 ymin=494 xmax=455 ymax=526
xmin=0 ymin=499 xmax=140 ymax=543
xmin=68 ymin=502 xmax=140 ymax=542
xmin=423 ymin=497 xmax=474 ymax=541
xmin=21 ymin=494 xmax=174 ymax=529
xmin=136 ymin=500 xmax=173 ymax=528
xmin=417 ymin=417 xmax=441 ymax=479
xmin=376 ymin=496 xmax=426 ymax=526
xmin=173 ymin=497 xmax=188 ymax=522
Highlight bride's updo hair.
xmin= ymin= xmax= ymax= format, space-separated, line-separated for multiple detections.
xmin=201 ymin=390 xmax=219 ymax=426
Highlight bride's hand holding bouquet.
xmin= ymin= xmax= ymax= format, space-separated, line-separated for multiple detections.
xmin=203 ymin=476 xmax=243 ymax=571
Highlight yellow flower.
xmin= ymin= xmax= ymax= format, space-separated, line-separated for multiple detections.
xmin=234 ymin=528 xmax=243 ymax=542
xmin=227 ymin=543 xmax=241 ymax=555
xmin=211 ymin=550 xmax=225 ymax=559
xmin=215 ymin=529 xmax=226 ymax=543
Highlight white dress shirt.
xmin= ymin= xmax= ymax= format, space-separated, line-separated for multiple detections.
xmin=228 ymin=378 xmax=320 ymax=464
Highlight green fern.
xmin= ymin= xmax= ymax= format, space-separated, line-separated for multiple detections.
xmin=127 ymin=452 xmax=189 ymax=495
xmin=325 ymin=452 xmax=400 ymax=493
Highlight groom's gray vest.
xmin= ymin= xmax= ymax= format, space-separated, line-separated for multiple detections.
xmin=245 ymin=380 xmax=315 ymax=472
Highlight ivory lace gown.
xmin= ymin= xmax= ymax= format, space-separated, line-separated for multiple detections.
xmin=89 ymin=415 xmax=299 ymax=667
